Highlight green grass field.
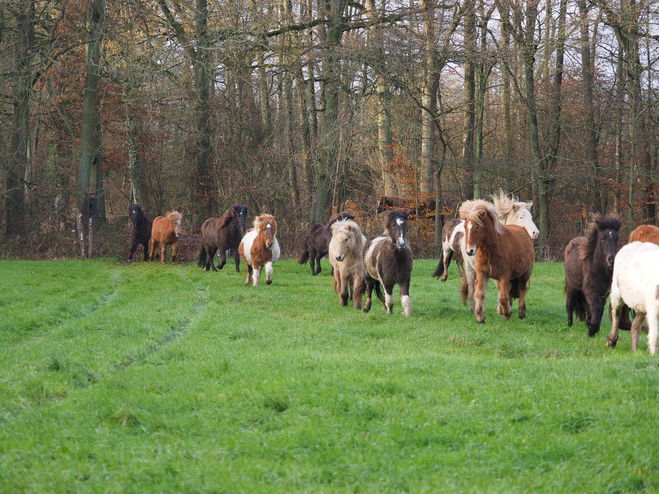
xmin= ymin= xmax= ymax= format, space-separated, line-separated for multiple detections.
xmin=1 ymin=258 xmax=658 ymax=493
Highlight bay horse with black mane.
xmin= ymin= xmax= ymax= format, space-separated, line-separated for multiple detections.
xmin=564 ymin=214 xmax=621 ymax=336
xmin=239 ymin=214 xmax=280 ymax=286
xmin=198 ymin=204 xmax=248 ymax=272
xmin=128 ymin=204 xmax=152 ymax=262
xmin=364 ymin=210 xmax=413 ymax=316
xmin=298 ymin=211 xmax=355 ymax=275
xmin=149 ymin=211 xmax=183 ymax=263
xmin=461 ymin=200 xmax=535 ymax=323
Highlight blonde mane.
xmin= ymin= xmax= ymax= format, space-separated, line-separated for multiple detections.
xmin=491 ymin=190 xmax=532 ymax=223
xmin=459 ymin=199 xmax=502 ymax=235
xmin=165 ymin=211 xmax=183 ymax=222
xmin=254 ymin=214 xmax=277 ymax=231
xmin=331 ymin=219 xmax=365 ymax=254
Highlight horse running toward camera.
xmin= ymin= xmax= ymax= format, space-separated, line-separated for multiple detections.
xmin=149 ymin=211 xmax=183 ymax=263
xmin=198 ymin=204 xmax=248 ymax=273
xmin=329 ymin=219 xmax=366 ymax=310
xmin=128 ymin=204 xmax=153 ymax=262
xmin=461 ymin=200 xmax=535 ymax=323
xmin=364 ymin=210 xmax=413 ymax=316
xmin=607 ymin=241 xmax=659 ymax=355
xmin=239 ymin=214 xmax=280 ymax=286
xmin=564 ymin=214 xmax=621 ymax=336
xmin=298 ymin=211 xmax=355 ymax=275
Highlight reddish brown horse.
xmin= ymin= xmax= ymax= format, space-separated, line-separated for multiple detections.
xmin=149 ymin=211 xmax=183 ymax=263
xmin=461 ymin=200 xmax=535 ymax=323
xmin=239 ymin=214 xmax=280 ymax=286
xmin=629 ymin=224 xmax=659 ymax=244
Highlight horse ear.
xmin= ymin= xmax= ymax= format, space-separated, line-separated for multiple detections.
xmin=478 ymin=210 xmax=487 ymax=218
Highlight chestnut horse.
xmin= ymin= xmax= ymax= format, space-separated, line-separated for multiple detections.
xmin=128 ymin=204 xmax=152 ymax=262
xmin=564 ymin=214 xmax=621 ymax=336
xmin=363 ymin=210 xmax=413 ymax=316
xmin=149 ymin=211 xmax=183 ymax=263
xmin=198 ymin=204 xmax=247 ymax=272
xmin=238 ymin=214 xmax=280 ymax=286
xmin=298 ymin=211 xmax=355 ymax=276
xmin=629 ymin=224 xmax=659 ymax=244
xmin=461 ymin=200 xmax=535 ymax=323
xmin=329 ymin=219 xmax=366 ymax=310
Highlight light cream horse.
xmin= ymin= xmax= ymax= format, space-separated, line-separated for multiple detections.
xmin=329 ymin=219 xmax=366 ymax=310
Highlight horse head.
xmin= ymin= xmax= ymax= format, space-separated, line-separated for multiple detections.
xmin=384 ymin=209 xmax=409 ymax=251
xmin=234 ymin=204 xmax=248 ymax=233
xmin=582 ymin=214 xmax=621 ymax=268
xmin=492 ymin=190 xmax=539 ymax=239
xmin=331 ymin=220 xmax=363 ymax=262
xmin=167 ymin=211 xmax=183 ymax=238
xmin=129 ymin=204 xmax=144 ymax=227
xmin=460 ymin=200 xmax=501 ymax=256
xmin=255 ymin=214 xmax=277 ymax=249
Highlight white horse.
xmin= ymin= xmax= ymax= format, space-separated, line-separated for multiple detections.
xmin=607 ymin=241 xmax=659 ymax=355
xmin=461 ymin=191 xmax=539 ymax=309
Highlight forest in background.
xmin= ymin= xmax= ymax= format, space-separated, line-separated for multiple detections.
xmin=1 ymin=0 xmax=658 ymax=260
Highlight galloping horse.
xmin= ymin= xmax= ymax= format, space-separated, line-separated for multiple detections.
xmin=564 ymin=214 xmax=621 ymax=336
xmin=329 ymin=219 xmax=366 ymax=310
xmin=239 ymin=214 xmax=280 ymax=286
xmin=461 ymin=200 xmax=535 ymax=323
xmin=607 ymin=241 xmax=659 ymax=355
xmin=149 ymin=211 xmax=183 ymax=263
xmin=363 ymin=210 xmax=413 ymax=316
xmin=298 ymin=211 xmax=355 ymax=276
xmin=198 ymin=204 xmax=247 ymax=272
xmin=128 ymin=204 xmax=152 ymax=262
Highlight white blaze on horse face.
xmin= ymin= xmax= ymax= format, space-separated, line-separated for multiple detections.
xmin=465 ymin=221 xmax=477 ymax=256
xmin=395 ymin=218 xmax=406 ymax=249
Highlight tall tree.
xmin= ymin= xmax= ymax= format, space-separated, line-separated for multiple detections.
xmin=461 ymin=0 xmax=476 ymax=200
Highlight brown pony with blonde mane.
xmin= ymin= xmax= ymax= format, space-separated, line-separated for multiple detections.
xmin=149 ymin=211 xmax=183 ymax=263
xmin=238 ymin=214 xmax=280 ymax=286
xmin=461 ymin=200 xmax=535 ymax=323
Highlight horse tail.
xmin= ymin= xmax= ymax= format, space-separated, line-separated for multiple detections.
xmin=509 ymin=278 xmax=523 ymax=300
xmin=298 ymin=236 xmax=310 ymax=264
xmin=374 ymin=281 xmax=385 ymax=304
xmin=197 ymin=244 xmax=207 ymax=268
xmin=572 ymin=292 xmax=587 ymax=322
xmin=432 ymin=251 xmax=445 ymax=278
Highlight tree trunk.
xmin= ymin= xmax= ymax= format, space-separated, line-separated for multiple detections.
xmin=420 ymin=0 xmax=438 ymax=195
xmin=461 ymin=0 xmax=476 ymax=200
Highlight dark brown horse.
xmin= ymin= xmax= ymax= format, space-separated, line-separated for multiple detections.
xmin=149 ymin=211 xmax=183 ymax=263
xmin=298 ymin=211 xmax=355 ymax=275
xmin=363 ymin=210 xmax=413 ymax=316
xmin=376 ymin=195 xmax=437 ymax=220
xmin=564 ymin=214 xmax=622 ymax=336
xmin=239 ymin=214 xmax=280 ymax=286
xmin=198 ymin=204 xmax=247 ymax=272
xmin=461 ymin=200 xmax=535 ymax=323
xmin=128 ymin=204 xmax=152 ymax=262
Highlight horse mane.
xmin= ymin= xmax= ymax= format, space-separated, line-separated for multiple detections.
xmin=331 ymin=219 xmax=364 ymax=251
xmin=166 ymin=211 xmax=182 ymax=222
xmin=383 ymin=209 xmax=409 ymax=236
xmin=581 ymin=214 xmax=622 ymax=260
xmin=327 ymin=211 xmax=355 ymax=226
xmin=254 ymin=213 xmax=276 ymax=231
xmin=459 ymin=199 xmax=502 ymax=234
xmin=218 ymin=205 xmax=239 ymax=229
xmin=491 ymin=190 xmax=533 ymax=223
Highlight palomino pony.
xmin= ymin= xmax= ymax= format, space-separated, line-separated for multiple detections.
xmin=128 ymin=204 xmax=152 ymax=262
xmin=149 ymin=211 xmax=183 ymax=263
xmin=329 ymin=219 xmax=366 ymax=310
xmin=363 ymin=210 xmax=413 ymax=316
xmin=298 ymin=211 xmax=355 ymax=275
xmin=607 ymin=242 xmax=659 ymax=355
xmin=461 ymin=200 xmax=535 ymax=323
xmin=238 ymin=214 xmax=280 ymax=286
xmin=198 ymin=204 xmax=247 ymax=272
xmin=564 ymin=214 xmax=621 ymax=336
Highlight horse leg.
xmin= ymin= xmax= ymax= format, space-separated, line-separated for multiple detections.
xmin=234 ymin=251 xmax=241 ymax=272
xmin=517 ymin=279 xmax=529 ymax=319
xmin=339 ymin=274 xmax=349 ymax=307
xmin=631 ymin=311 xmax=647 ymax=352
xmin=607 ymin=291 xmax=623 ymax=349
xmin=352 ymin=274 xmax=364 ymax=311
xmin=456 ymin=255 xmax=466 ymax=283
xmin=474 ymin=273 xmax=488 ymax=323
xmin=309 ymin=249 xmax=318 ymax=275
xmin=244 ymin=264 xmax=252 ymax=285
xmin=566 ymin=290 xmax=575 ymax=327
xmin=217 ymin=247 xmax=227 ymax=270
xmin=646 ymin=310 xmax=658 ymax=355
xmin=497 ymin=278 xmax=512 ymax=320
xmin=586 ymin=295 xmax=604 ymax=337
xmin=128 ymin=242 xmax=138 ymax=262
xmin=171 ymin=242 xmax=179 ymax=262
xmin=400 ymin=281 xmax=411 ymax=317
xmin=441 ymin=249 xmax=452 ymax=282
xmin=265 ymin=262 xmax=274 ymax=285
xmin=364 ymin=280 xmax=374 ymax=313
xmin=149 ymin=240 xmax=157 ymax=261
xmin=160 ymin=243 xmax=167 ymax=264
xmin=252 ymin=265 xmax=262 ymax=287
xmin=383 ymin=283 xmax=396 ymax=314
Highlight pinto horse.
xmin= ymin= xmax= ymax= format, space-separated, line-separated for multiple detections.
xmin=564 ymin=214 xmax=621 ymax=336
xmin=607 ymin=242 xmax=659 ymax=355
xmin=329 ymin=219 xmax=366 ymax=310
xmin=198 ymin=204 xmax=247 ymax=272
xmin=432 ymin=218 xmax=466 ymax=281
xmin=149 ymin=211 xmax=183 ymax=263
xmin=128 ymin=204 xmax=152 ymax=262
xmin=238 ymin=214 xmax=280 ymax=286
xmin=461 ymin=200 xmax=535 ymax=323
xmin=363 ymin=210 xmax=413 ymax=316
xmin=629 ymin=224 xmax=659 ymax=244
xmin=298 ymin=211 xmax=355 ymax=275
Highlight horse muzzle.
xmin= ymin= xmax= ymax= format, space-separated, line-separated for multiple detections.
xmin=607 ymin=256 xmax=615 ymax=267
xmin=396 ymin=239 xmax=406 ymax=250
xmin=267 ymin=241 xmax=273 ymax=248
xmin=176 ymin=233 xmax=182 ymax=238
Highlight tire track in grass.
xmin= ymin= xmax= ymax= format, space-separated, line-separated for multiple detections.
xmin=114 ymin=274 xmax=209 ymax=371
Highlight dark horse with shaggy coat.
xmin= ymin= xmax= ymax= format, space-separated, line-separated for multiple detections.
xmin=298 ymin=211 xmax=355 ymax=275
xmin=128 ymin=204 xmax=153 ymax=262
xmin=363 ymin=210 xmax=413 ymax=316
xmin=198 ymin=204 xmax=248 ymax=272
xmin=564 ymin=214 xmax=622 ymax=336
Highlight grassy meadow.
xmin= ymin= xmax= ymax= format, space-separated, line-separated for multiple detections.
xmin=1 ymin=257 xmax=659 ymax=493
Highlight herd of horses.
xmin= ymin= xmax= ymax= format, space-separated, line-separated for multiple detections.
xmin=127 ymin=193 xmax=659 ymax=355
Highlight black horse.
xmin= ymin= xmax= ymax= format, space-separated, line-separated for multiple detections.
xmin=564 ymin=214 xmax=622 ymax=336
xmin=298 ymin=211 xmax=355 ymax=275
xmin=198 ymin=204 xmax=248 ymax=272
xmin=363 ymin=209 xmax=413 ymax=316
xmin=128 ymin=204 xmax=153 ymax=262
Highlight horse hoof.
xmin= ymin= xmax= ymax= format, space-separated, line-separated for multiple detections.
xmin=266 ymin=279 xmax=272 ymax=285
xmin=477 ymin=319 xmax=485 ymax=324
xmin=606 ymin=339 xmax=617 ymax=348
